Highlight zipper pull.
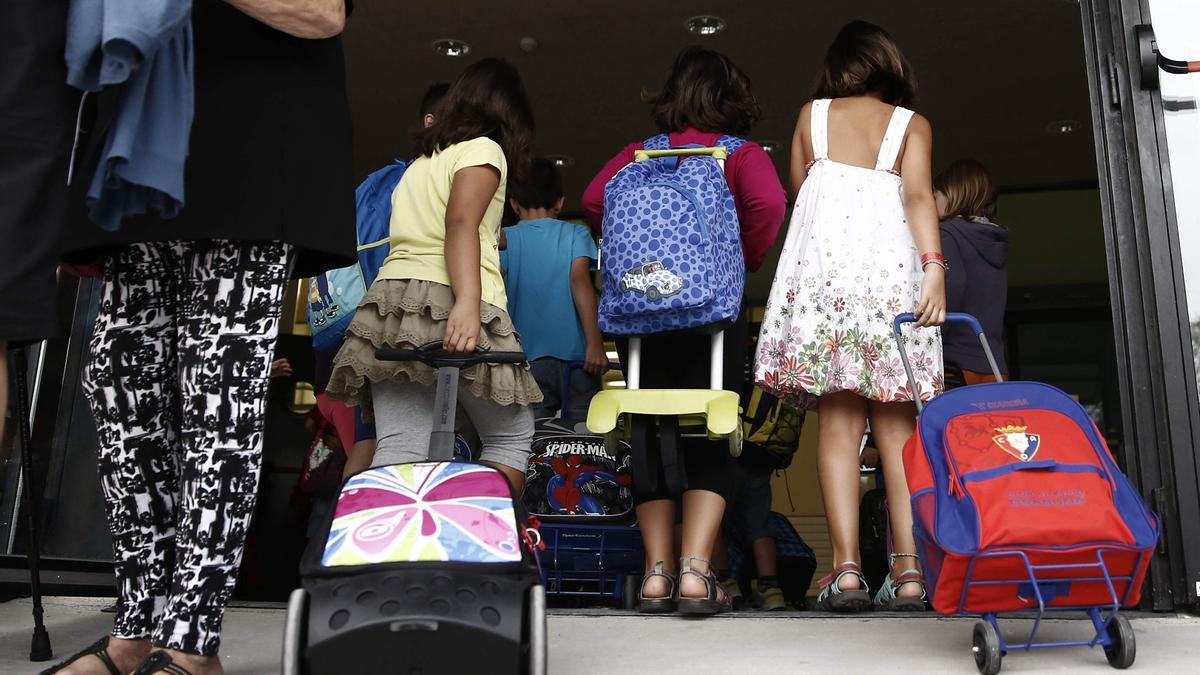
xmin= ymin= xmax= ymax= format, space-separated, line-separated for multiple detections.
xmin=948 ymin=470 xmax=964 ymax=499
xmin=944 ymin=443 xmax=964 ymax=498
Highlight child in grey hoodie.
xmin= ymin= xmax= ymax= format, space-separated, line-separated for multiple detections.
xmin=935 ymin=159 xmax=1010 ymax=384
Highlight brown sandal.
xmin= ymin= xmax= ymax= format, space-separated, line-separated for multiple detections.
xmin=675 ymin=556 xmax=733 ymax=616
xmin=638 ymin=561 xmax=678 ymax=613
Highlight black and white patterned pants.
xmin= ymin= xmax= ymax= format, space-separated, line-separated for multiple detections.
xmin=83 ymin=240 xmax=293 ymax=656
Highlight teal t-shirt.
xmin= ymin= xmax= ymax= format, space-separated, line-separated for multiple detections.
xmin=500 ymin=218 xmax=598 ymax=362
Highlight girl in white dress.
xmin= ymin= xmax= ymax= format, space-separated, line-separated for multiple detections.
xmin=754 ymin=21 xmax=946 ymax=612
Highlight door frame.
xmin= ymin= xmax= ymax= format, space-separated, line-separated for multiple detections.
xmin=1080 ymin=0 xmax=1200 ymax=610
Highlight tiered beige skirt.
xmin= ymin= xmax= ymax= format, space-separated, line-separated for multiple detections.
xmin=325 ymin=279 xmax=543 ymax=417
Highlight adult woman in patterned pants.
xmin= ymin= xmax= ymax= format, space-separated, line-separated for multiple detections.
xmin=50 ymin=3 xmax=356 ymax=674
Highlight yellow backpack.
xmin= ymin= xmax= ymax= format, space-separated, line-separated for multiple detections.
xmin=740 ymin=388 xmax=806 ymax=471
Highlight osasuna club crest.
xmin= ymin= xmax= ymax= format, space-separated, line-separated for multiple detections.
xmin=992 ymin=424 xmax=1041 ymax=462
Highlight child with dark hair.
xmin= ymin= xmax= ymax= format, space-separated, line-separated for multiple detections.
xmin=501 ymin=158 xmax=606 ymax=422
xmin=327 ymin=58 xmax=541 ymax=490
xmin=420 ymin=82 xmax=450 ymax=128
xmin=755 ymin=20 xmax=945 ymax=612
xmin=583 ymin=46 xmax=786 ymax=616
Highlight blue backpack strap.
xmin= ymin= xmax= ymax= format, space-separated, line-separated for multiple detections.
xmin=716 ymin=135 xmax=748 ymax=157
xmin=643 ymin=134 xmax=671 ymax=151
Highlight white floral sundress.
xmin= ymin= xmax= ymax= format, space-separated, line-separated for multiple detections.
xmin=754 ymin=99 xmax=942 ymax=409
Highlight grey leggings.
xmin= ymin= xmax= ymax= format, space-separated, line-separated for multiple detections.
xmin=371 ymin=381 xmax=534 ymax=472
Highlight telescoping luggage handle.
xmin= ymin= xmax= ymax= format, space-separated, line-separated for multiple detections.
xmin=892 ymin=312 xmax=1003 ymax=414
xmin=376 ymin=342 xmax=527 ymax=460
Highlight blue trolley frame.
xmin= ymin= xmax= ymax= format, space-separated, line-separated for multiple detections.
xmin=962 ymin=547 xmax=1147 ymax=654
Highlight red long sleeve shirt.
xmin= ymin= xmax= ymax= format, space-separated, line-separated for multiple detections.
xmin=581 ymin=129 xmax=787 ymax=272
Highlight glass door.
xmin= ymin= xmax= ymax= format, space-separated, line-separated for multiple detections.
xmin=1081 ymin=0 xmax=1200 ymax=610
xmin=1148 ymin=0 xmax=1200 ymax=398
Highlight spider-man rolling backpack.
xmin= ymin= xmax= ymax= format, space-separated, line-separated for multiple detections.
xmin=524 ymin=418 xmax=633 ymax=520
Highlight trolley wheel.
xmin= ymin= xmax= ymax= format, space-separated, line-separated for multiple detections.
xmin=619 ymin=279 xmax=628 ymax=292
xmin=526 ymin=584 xmax=548 ymax=675
xmin=622 ymin=574 xmax=640 ymax=611
xmin=282 ymin=588 xmax=308 ymax=675
xmin=727 ymin=421 xmax=743 ymax=458
xmin=972 ymin=621 xmax=1002 ymax=675
xmin=646 ymin=286 xmax=661 ymax=301
xmin=1104 ymin=614 xmax=1136 ymax=669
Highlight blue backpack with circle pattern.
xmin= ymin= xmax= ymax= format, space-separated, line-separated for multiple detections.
xmin=599 ymin=134 xmax=746 ymax=335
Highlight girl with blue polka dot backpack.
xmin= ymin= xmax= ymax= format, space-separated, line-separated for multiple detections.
xmin=582 ymin=46 xmax=786 ymax=616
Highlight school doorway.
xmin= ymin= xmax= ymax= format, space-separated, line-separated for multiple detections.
xmin=2 ymin=0 xmax=1197 ymax=615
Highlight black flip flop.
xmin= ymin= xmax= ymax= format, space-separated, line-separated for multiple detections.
xmin=39 ymin=636 xmax=122 ymax=675
xmin=133 ymin=651 xmax=194 ymax=675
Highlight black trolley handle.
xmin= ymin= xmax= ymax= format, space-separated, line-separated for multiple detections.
xmin=375 ymin=342 xmax=527 ymax=460
xmin=376 ymin=341 xmax=528 ymax=368
xmin=891 ymin=312 xmax=1003 ymax=414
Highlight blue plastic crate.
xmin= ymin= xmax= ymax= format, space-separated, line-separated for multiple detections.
xmin=537 ymin=522 xmax=644 ymax=601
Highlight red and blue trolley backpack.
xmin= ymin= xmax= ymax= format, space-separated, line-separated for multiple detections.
xmin=896 ymin=314 xmax=1158 ymax=615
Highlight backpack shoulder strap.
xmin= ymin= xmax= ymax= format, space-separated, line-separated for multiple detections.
xmin=715 ymin=135 xmax=748 ymax=157
xmin=875 ymin=106 xmax=915 ymax=172
xmin=810 ymin=99 xmax=831 ymax=160
xmin=643 ymin=134 xmax=671 ymax=151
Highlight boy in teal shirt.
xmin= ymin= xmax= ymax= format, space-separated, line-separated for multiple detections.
xmin=501 ymin=158 xmax=606 ymax=421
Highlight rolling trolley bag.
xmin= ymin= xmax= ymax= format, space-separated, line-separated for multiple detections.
xmin=589 ymin=139 xmax=747 ymax=499
xmin=525 ymin=417 xmax=633 ymax=519
xmin=525 ymin=362 xmax=634 ymax=520
xmin=894 ymin=313 xmax=1158 ymax=616
xmin=283 ymin=344 xmax=547 ymax=675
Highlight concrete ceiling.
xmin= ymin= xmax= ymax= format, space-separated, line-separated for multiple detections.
xmin=342 ymin=0 xmax=1098 ymax=211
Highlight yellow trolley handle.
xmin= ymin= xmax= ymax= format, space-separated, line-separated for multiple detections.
xmin=633 ymin=146 xmax=729 ymax=162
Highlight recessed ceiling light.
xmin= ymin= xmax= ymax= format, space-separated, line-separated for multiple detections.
xmin=758 ymin=140 xmax=781 ymax=154
xmin=1046 ymin=119 xmax=1083 ymax=135
xmin=432 ymin=38 xmax=471 ymax=57
xmin=545 ymin=154 xmax=575 ymax=168
xmin=685 ymin=15 xmax=726 ymax=37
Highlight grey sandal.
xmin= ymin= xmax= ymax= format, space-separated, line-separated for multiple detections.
xmin=874 ymin=553 xmax=929 ymax=611
xmin=815 ymin=561 xmax=872 ymax=612
xmin=675 ymin=556 xmax=733 ymax=616
xmin=638 ymin=561 xmax=677 ymax=614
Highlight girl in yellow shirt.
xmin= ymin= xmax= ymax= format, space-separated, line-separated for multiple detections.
xmin=327 ymin=59 xmax=541 ymax=489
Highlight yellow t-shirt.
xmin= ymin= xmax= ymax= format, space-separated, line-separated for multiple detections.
xmin=378 ymin=136 xmax=509 ymax=309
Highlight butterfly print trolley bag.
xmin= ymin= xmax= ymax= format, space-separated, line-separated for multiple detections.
xmin=283 ymin=343 xmax=547 ymax=675
xmin=894 ymin=313 xmax=1157 ymax=674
